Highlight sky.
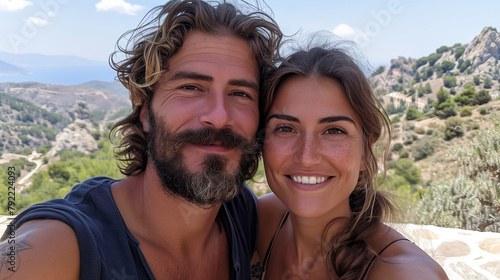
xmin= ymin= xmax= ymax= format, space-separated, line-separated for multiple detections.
xmin=0 ymin=0 xmax=499 ymax=69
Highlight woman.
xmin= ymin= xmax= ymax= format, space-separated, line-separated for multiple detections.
xmin=253 ymin=47 xmax=448 ymax=279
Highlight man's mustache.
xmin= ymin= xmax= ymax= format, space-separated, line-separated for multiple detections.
xmin=169 ymin=127 xmax=252 ymax=151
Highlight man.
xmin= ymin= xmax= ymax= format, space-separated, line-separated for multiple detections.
xmin=0 ymin=1 xmax=282 ymax=279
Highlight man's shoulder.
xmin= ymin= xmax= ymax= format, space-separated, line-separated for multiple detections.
xmin=0 ymin=220 xmax=80 ymax=279
xmin=64 ymin=176 xmax=117 ymax=204
xmin=5 ymin=176 xmax=120 ymax=242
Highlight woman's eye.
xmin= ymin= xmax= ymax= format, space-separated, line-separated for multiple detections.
xmin=325 ymin=127 xmax=346 ymax=135
xmin=275 ymin=126 xmax=294 ymax=133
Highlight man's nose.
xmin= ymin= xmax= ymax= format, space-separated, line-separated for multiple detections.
xmin=199 ymin=92 xmax=231 ymax=129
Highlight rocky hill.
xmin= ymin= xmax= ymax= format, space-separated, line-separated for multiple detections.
xmin=371 ymin=26 xmax=500 ymax=109
xmin=0 ymin=81 xmax=132 ymax=154
xmin=0 ymin=81 xmax=130 ymax=118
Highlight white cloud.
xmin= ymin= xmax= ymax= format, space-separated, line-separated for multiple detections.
xmin=332 ymin=24 xmax=356 ymax=37
xmin=95 ymin=0 xmax=144 ymax=16
xmin=27 ymin=16 xmax=48 ymax=27
xmin=0 ymin=0 xmax=33 ymax=12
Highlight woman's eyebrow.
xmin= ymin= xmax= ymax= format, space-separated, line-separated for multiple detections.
xmin=266 ymin=114 xmax=299 ymax=123
xmin=319 ymin=116 xmax=356 ymax=126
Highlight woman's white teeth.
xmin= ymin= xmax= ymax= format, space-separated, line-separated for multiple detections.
xmin=292 ymin=176 xmax=327 ymax=184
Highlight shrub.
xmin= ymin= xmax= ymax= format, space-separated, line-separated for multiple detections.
xmin=443 ymin=75 xmax=457 ymax=88
xmin=405 ymin=107 xmax=422 ymax=120
xmin=398 ymin=149 xmax=409 ymax=158
xmin=474 ymin=90 xmax=491 ymax=105
xmin=391 ymin=143 xmax=404 ymax=152
xmin=424 ymin=67 xmax=434 ymax=79
xmin=460 ymin=108 xmax=472 ymax=117
xmin=436 ymin=45 xmax=450 ymax=54
xmin=444 ymin=117 xmax=464 ymax=140
xmin=474 ymin=75 xmax=481 ymax=85
xmin=484 ymin=77 xmax=492 ymax=89
xmin=425 ymin=83 xmax=432 ymax=93
xmin=390 ymin=158 xmax=422 ymax=185
xmin=414 ymin=126 xmax=425 ymax=135
xmin=427 ymin=53 xmax=442 ymax=66
xmin=415 ymin=116 xmax=500 ymax=231
xmin=455 ymin=47 xmax=465 ymax=60
xmin=479 ymin=107 xmax=488 ymax=115
xmin=371 ymin=66 xmax=385 ymax=77
xmin=440 ymin=60 xmax=455 ymax=72
xmin=411 ymin=136 xmax=439 ymax=160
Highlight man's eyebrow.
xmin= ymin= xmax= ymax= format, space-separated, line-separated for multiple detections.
xmin=266 ymin=114 xmax=299 ymax=123
xmin=229 ymin=79 xmax=259 ymax=91
xmin=169 ymin=71 xmax=213 ymax=82
xmin=168 ymin=71 xmax=258 ymax=91
xmin=319 ymin=116 xmax=356 ymax=126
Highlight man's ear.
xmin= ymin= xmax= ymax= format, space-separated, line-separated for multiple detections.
xmin=140 ymin=106 xmax=149 ymax=132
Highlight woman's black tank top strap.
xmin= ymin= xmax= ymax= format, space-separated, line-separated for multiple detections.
xmin=360 ymin=238 xmax=411 ymax=280
xmin=259 ymin=212 xmax=290 ymax=280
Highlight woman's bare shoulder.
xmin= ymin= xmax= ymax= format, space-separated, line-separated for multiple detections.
xmin=367 ymin=225 xmax=449 ymax=280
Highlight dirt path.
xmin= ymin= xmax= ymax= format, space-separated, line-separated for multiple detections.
xmin=0 ymin=152 xmax=44 ymax=193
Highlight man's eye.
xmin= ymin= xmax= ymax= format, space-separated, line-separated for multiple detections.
xmin=180 ymin=85 xmax=200 ymax=91
xmin=231 ymin=91 xmax=251 ymax=98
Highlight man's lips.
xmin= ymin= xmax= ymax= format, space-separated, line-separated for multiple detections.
xmin=188 ymin=142 xmax=233 ymax=153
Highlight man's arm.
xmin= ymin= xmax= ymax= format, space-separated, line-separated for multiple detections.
xmin=0 ymin=219 xmax=80 ymax=279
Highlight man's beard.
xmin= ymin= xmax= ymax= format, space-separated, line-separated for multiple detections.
xmin=146 ymin=110 xmax=259 ymax=208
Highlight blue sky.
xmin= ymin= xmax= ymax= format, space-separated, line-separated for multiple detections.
xmin=0 ymin=0 xmax=499 ymax=69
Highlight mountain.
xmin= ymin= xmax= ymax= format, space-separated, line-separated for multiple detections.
xmin=0 ymin=60 xmax=30 ymax=76
xmin=370 ymin=26 xmax=500 ymax=104
xmin=79 ymin=80 xmax=129 ymax=97
xmin=0 ymin=52 xmax=116 ymax=84
xmin=0 ymin=51 xmax=105 ymax=68
xmin=0 ymin=81 xmax=130 ymax=118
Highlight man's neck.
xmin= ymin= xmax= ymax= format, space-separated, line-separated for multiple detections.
xmin=111 ymin=170 xmax=224 ymax=255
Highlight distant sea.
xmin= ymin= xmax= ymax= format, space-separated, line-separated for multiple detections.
xmin=0 ymin=65 xmax=117 ymax=85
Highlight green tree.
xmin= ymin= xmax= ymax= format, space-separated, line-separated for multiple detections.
xmin=436 ymin=45 xmax=450 ymax=54
xmin=440 ymin=60 xmax=455 ymax=72
xmin=454 ymin=87 xmax=476 ymax=106
xmin=434 ymin=87 xmax=457 ymax=119
xmin=427 ymin=53 xmax=442 ymax=66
